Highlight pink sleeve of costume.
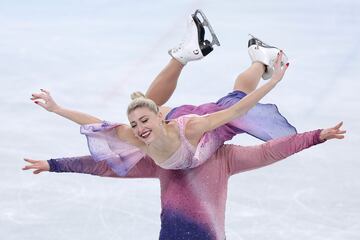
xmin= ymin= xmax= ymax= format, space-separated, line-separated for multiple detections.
xmin=224 ymin=129 xmax=324 ymax=176
xmin=80 ymin=121 xmax=146 ymax=176
xmin=48 ymin=155 xmax=159 ymax=178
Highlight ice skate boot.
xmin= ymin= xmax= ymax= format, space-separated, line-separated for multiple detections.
xmin=169 ymin=9 xmax=220 ymax=65
xmin=248 ymin=34 xmax=288 ymax=80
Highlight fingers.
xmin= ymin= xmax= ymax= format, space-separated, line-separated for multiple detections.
xmin=30 ymin=96 xmax=41 ymax=101
xmin=282 ymin=61 xmax=290 ymax=74
xmin=331 ymin=134 xmax=345 ymax=140
xmin=274 ymin=50 xmax=289 ymax=77
xmin=34 ymin=101 xmax=47 ymax=108
xmin=22 ymin=158 xmax=48 ymax=174
xmin=22 ymin=165 xmax=37 ymax=170
xmin=23 ymin=158 xmax=39 ymax=171
xmin=329 ymin=128 xmax=346 ymax=135
xmin=31 ymin=92 xmax=49 ymax=109
xmin=40 ymin=89 xmax=50 ymax=95
xmin=274 ymin=51 xmax=283 ymax=66
xmin=31 ymin=93 xmax=47 ymax=100
xmin=22 ymin=163 xmax=44 ymax=172
xmin=327 ymin=129 xmax=346 ymax=140
xmin=332 ymin=122 xmax=346 ymax=137
xmin=334 ymin=121 xmax=343 ymax=129
xmin=336 ymin=135 xmax=345 ymax=139
xmin=24 ymin=158 xmax=38 ymax=164
xmin=22 ymin=165 xmax=43 ymax=174
xmin=33 ymin=169 xmax=43 ymax=174
xmin=30 ymin=89 xmax=50 ymax=101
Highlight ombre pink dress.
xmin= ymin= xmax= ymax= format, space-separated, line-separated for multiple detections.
xmin=155 ymin=114 xmax=221 ymax=170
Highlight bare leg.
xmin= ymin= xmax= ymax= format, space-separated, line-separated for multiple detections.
xmin=146 ymin=10 xmax=220 ymax=105
xmin=145 ymin=58 xmax=184 ymax=106
xmin=233 ymin=62 xmax=265 ymax=94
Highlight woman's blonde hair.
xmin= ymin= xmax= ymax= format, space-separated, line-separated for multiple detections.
xmin=127 ymin=91 xmax=159 ymax=115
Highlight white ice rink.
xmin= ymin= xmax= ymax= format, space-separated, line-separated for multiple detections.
xmin=1 ymin=0 xmax=360 ymax=239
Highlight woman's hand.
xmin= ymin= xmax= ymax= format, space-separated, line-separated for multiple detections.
xmin=31 ymin=88 xmax=101 ymax=125
xmin=270 ymin=51 xmax=289 ymax=84
xmin=319 ymin=122 xmax=346 ymax=141
xmin=22 ymin=158 xmax=50 ymax=174
xmin=31 ymin=89 xmax=60 ymax=112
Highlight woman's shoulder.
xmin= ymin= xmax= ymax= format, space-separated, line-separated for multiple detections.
xmin=166 ymin=114 xmax=201 ymax=130
xmin=177 ymin=115 xmax=208 ymax=144
xmin=159 ymin=106 xmax=172 ymax=116
xmin=176 ymin=113 xmax=202 ymax=122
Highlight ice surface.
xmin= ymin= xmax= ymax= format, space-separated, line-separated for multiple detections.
xmin=1 ymin=0 xmax=359 ymax=239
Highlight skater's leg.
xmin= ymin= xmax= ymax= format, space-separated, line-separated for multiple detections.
xmin=146 ymin=10 xmax=219 ymax=106
xmin=145 ymin=58 xmax=184 ymax=106
xmin=233 ymin=62 xmax=265 ymax=94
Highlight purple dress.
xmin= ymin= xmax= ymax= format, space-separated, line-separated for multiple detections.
xmin=80 ymin=90 xmax=297 ymax=176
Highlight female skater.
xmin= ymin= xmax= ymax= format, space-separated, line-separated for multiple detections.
xmin=31 ymin=19 xmax=293 ymax=175
xmin=31 ymin=49 xmax=292 ymax=176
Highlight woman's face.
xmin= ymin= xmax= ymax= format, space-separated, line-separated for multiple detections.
xmin=128 ymin=107 xmax=162 ymax=145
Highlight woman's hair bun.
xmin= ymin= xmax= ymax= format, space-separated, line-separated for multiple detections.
xmin=130 ymin=91 xmax=146 ymax=100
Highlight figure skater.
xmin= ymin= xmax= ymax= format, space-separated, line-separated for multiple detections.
xmin=24 ymin=10 xmax=346 ymax=239
xmin=23 ymin=124 xmax=346 ymax=240
xmin=30 ymin=10 xmax=294 ymax=176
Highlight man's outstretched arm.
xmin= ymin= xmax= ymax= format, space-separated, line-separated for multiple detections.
xmin=222 ymin=122 xmax=345 ymax=176
xmin=23 ymin=155 xmax=159 ymax=179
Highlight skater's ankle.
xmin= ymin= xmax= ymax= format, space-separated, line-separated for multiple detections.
xmin=170 ymin=58 xmax=186 ymax=67
xmin=252 ymin=61 xmax=266 ymax=73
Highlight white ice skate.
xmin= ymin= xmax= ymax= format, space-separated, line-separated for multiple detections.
xmin=168 ymin=9 xmax=220 ymax=65
xmin=248 ymin=34 xmax=288 ymax=80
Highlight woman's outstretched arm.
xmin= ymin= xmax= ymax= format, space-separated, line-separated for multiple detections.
xmin=31 ymin=89 xmax=102 ymax=125
xmin=188 ymin=52 xmax=289 ymax=136
xmin=223 ymin=122 xmax=346 ymax=176
xmin=22 ymin=155 xmax=159 ymax=178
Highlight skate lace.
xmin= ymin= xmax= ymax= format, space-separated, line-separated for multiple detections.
xmin=173 ymin=43 xmax=184 ymax=52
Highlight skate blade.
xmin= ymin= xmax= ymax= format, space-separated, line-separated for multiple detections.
xmin=248 ymin=33 xmax=284 ymax=51
xmin=194 ymin=9 xmax=220 ymax=47
xmin=248 ymin=34 xmax=272 ymax=47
